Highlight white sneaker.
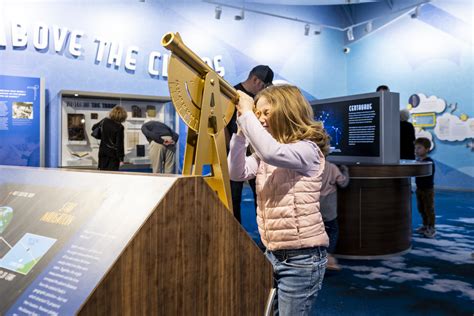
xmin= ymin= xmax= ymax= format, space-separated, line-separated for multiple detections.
xmin=415 ymin=226 xmax=427 ymax=234
xmin=423 ymin=227 xmax=436 ymax=238
xmin=326 ymin=255 xmax=341 ymax=271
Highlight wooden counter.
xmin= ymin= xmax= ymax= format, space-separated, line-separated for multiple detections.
xmin=0 ymin=166 xmax=272 ymax=315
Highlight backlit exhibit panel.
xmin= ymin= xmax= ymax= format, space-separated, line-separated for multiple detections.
xmin=0 ymin=166 xmax=177 ymax=315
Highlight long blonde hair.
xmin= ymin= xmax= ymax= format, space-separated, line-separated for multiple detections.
xmin=255 ymin=85 xmax=330 ymax=156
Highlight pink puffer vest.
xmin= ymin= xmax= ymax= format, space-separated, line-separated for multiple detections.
xmin=255 ymin=145 xmax=329 ymax=251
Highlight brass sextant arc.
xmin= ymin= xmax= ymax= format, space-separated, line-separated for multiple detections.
xmin=162 ymin=32 xmax=238 ymax=210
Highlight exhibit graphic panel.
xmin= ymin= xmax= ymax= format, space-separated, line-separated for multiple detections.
xmin=314 ymin=97 xmax=380 ymax=157
xmin=0 ymin=166 xmax=272 ymax=315
xmin=0 ymin=166 xmax=177 ymax=315
xmin=311 ymin=92 xmax=400 ymax=164
xmin=0 ymin=75 xmax=45 ymax=167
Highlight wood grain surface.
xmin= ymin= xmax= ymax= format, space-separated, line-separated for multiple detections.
xmin=336 ymin=178 xmax=412 ymax=257
xmin=78 ymin=177 xmax=273 ymax=315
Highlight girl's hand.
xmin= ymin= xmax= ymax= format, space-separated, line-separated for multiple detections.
xmin=339 ymin=165 xmax=349 ymax=173
xmin=236 ymin=90 xmax=255 ymax=116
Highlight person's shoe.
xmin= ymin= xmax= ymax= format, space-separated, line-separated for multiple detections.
xmin=326 ymin=255 xmax=341 ymax=271
xmin=423 ymin=227 xmax=436 ymax=238
xmin=415 ymin=225 xmax=427 ymax=234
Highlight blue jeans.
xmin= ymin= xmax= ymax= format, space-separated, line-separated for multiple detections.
xmin=324 ymin=218 xmax=339 ymax=254
xmin=265 ymin=247 xmax=327 ymax=316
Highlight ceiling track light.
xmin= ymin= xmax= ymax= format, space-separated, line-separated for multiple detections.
xmin=235 ymin=9 xmax=245 ymax=21
xmin=347 ymin=27 xmax=354 ymax=41
xmin=411 ymin=5 xmax=421 ymax=19
xmin=314 ymin=26 xmax=322 ymax=35
xmin=365 ymin=21 xmax=373 ymax=33
xmin=304 ymin=24 xmax=310 ymax=36
xmin=215 ymin=6 xmax=222 ymax=19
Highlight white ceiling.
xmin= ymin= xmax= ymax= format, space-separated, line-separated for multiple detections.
xmin=219 ymin=0 xmax=383 ymax=5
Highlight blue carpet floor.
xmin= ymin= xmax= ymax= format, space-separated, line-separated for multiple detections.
xmin=240 ymin=187 xmax=474 ymax=315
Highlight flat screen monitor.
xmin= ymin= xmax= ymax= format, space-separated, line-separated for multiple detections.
xmin=311 ymin=92 xmax=400 ymax=164
xmin=67 ymin=113 xmax=86 ymax=141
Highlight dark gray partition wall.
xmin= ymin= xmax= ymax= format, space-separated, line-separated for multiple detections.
xmin=311 ymin=92 xmax=400 ymax=164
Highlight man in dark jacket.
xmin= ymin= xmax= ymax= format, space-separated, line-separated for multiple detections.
xmin=400 ymin=109 xmax=416 ymax=159
xmin=376 ymin=85 xmax=416 ymax=160
xmin=141 ymin=121 xmax=179 ymax=174
xmin=227 ymin=65 xmax=274 ymax=223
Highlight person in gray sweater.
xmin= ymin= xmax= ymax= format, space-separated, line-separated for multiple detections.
xmin=320 ymin=161 xmax=349 ymax=270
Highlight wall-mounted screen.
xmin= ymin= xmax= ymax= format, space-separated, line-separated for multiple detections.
xmin=311 ymin=92 xmax=400 ymax=164
xmin=314 ymin=97 xmax=380 ymax=157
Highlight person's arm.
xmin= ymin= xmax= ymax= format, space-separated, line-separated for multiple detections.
xmin=237 ymin=111 xmax=320 ymax=176
xmin=228 ymin=132 xmax=259 ymax=181
xmin=116 ymin=126 xmax=125 ymax=162
xmin=335 ymin=164 xmax=350 ymax=188
xmin=92 ymin=118 xmax=104 ymax=131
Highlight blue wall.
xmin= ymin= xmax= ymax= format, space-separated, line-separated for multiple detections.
xmin=345 ymin=2 xmax=473 ymax=190
xmin=1 ymin=1 xmax=472 ymax=190
xmin=0 ymin=0 xmax=346 ymax=169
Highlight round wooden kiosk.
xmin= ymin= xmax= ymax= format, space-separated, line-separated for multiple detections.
xmin=335 ymin=161 xmax=432 ymax=259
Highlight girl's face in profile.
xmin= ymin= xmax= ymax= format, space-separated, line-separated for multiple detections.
xmin=255 ymin=96 xmax=273 ymax=130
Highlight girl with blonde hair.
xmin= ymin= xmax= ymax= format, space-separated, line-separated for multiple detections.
xmin=229 ymin=84 xmax=330 ymax=315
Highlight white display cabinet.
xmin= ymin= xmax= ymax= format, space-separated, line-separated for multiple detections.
xmin=59 ymin=90 xmax=176 ymax=169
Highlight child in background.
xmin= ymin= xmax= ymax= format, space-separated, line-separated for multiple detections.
xmin=229 ymin=85 xmax=330 ymax=316
xmin=414 ymin=137 xmax=436 ymax=238
xmin=320 ymin=161 xmax=349 ymax=270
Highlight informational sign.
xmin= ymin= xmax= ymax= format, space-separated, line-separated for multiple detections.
xmin=409 ymin=93 xmax=474 ymax=153
xmin=313 ymin=97 xmax=380 ymax=157
xmin=0 ymin=183 xmax=105 ymax=314
xmin=0 ymin=167 xmax=177 ymax=315
xmin=0 ymin=75 xmax=45 ymax=167
xmin=412 ymin=113 xmax=436 ymax=128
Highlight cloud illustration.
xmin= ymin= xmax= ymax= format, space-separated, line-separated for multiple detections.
xmin=415 ymin=127 xmax=435 ymax=150
xmin=434 ymin=113 xmax=474 ymax=141
xmin=409 ymin=93 xmax=446 ymax=114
